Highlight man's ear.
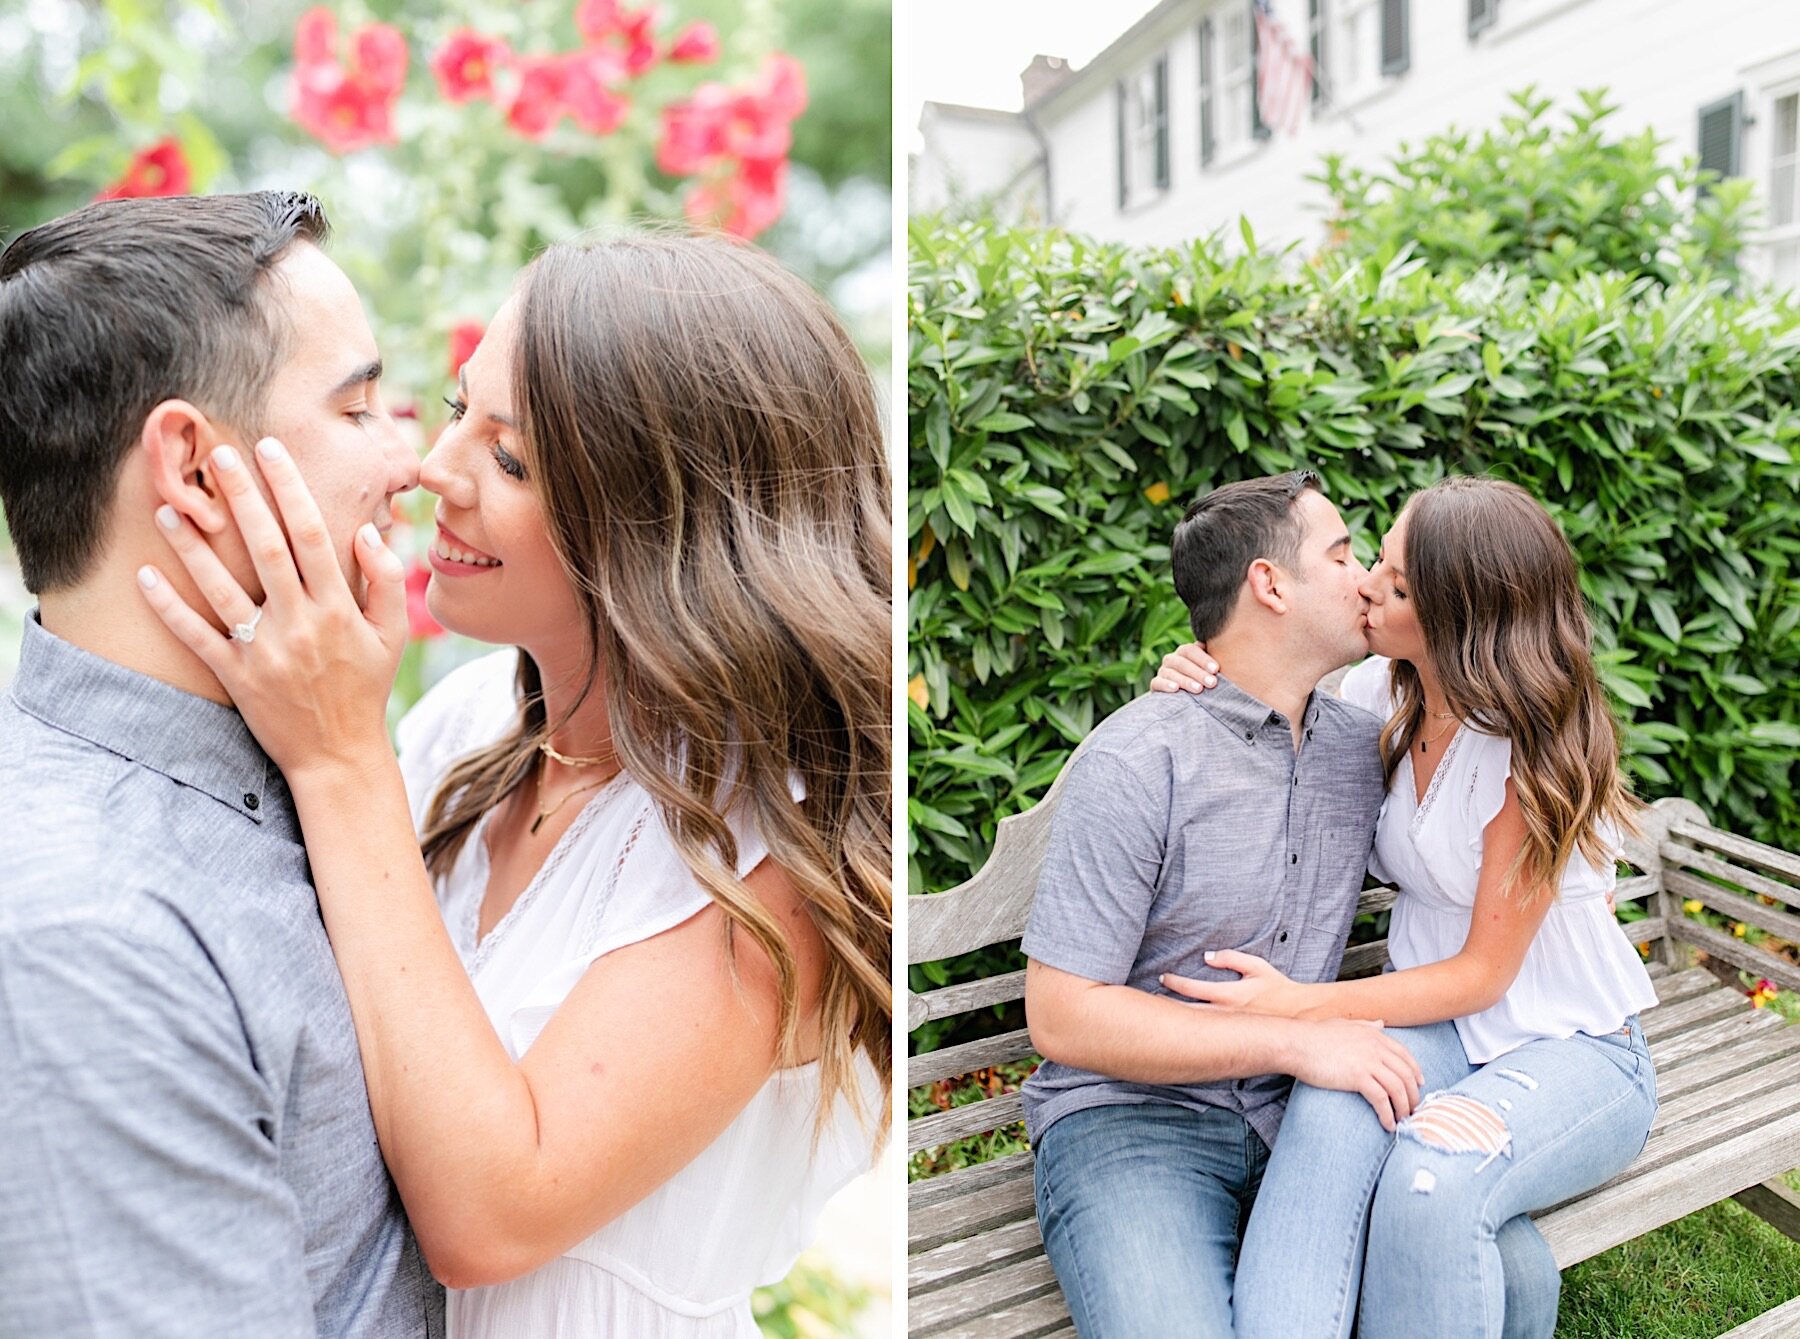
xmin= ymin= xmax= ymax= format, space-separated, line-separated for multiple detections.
xmin=1246 ymin=558 xmax=1289 ymax=615
xmin=141 ymin=400 xmax=231 ymax=535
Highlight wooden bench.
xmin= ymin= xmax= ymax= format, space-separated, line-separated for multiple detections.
xmin=907 ymin=725 xmax=1800 ymax=1337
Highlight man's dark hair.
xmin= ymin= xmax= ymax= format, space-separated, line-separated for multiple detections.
xmin=0 ymin=191 xmax=330 ymax=593
xmin=1170 ymin=469 xmax=1324 ymax=641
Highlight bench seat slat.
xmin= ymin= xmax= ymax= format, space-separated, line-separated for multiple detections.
xmin=1719 ymin=1294 xmax=1800 ymax=1339
xmin=910 ymin=1028 xmax=1036 ymax=1089
xmin=909 ymin=1149 xmax=1033 ymax=1212
xmin=1539 ymin=1106 xmax=1800 ymax=1267
xmin=1670 ymin=823 xmax=1800 ymax=886
xmin=910 ymin=1092 xmax=1025 ymax=1154
xmin=909 ymin=1252 xmax=1061 ymax=1336
xmin=921 ymin=1287 xmax=1074 ymax=1339
xmin=1663 ymin=868 xmax=1800 ymax=947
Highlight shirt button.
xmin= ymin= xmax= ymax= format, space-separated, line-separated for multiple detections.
xmin=1245 ymin=730 xmax=1254 ymax=741
xmin=1279 ymin=931 xmax=1289 ymax=943
xmin=244 ymin=793 xmax=260 ymax=811
xmin=1290 ymin=853 xmax=1298 ymax=864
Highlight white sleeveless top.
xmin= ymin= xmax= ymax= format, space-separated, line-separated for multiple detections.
xmin=395 ymin=650 xmax=880 ymax=1339
xmin=1340 ymin=656 xmax=1657 ymax=1064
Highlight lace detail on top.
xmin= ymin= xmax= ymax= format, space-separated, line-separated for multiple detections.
xmin=1409 ymin=725 xmax=1467 ymax=836
xmin=467 ymin=772 xmax=635 ymax=977
xmin=581 ymin=805 xmax=654 ymax=955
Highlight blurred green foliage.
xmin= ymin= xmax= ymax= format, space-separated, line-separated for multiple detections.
xmin=907 ymin=91 xmax=1800 ymax=1052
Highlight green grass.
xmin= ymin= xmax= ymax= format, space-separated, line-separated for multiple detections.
xmin=1556 ymin=1173 xmax=1800 ymax=1337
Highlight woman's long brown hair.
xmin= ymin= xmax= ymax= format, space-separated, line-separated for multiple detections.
xmin=1380 ymin=477 xmax=1636 ymax=900
xmin=419 ymin=232 xmax=891 ymax=1140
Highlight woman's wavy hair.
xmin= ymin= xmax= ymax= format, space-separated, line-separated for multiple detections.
xmin=1380 ymin=476 xmax=1636 ymax=899
xmin=419 ymin=232 xmax=891 ymax=1139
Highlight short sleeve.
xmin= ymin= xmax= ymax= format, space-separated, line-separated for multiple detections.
xmin=1462 ymin=733 xmax=1514 ymax=851
xmin=0 ymin=924 xmax=315 ymax=1339
xmin=394 ymin=649 xmax=522 ymax=832
xmin=1338 ymin=655 xmax=1394 ymax=719
xmin=1021 ymin=750 xmax=1166 ymax=985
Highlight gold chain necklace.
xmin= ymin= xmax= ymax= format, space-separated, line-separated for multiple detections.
xmin=529 ymin=756 xmax=618 ymax=836
xmin=1419 ymin=711 xmax=1460 ymax=753
xmin=538 ymin=737 xmax=617 ymax=768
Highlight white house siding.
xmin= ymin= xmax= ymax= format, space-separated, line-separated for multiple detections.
xmin=932 ymin=0 xmax=1800 ymax=279
xmin=912 ymin=103 xmax=1046 ymax=218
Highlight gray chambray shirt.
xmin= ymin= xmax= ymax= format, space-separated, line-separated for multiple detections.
xmin=0 ymin=615 xmax=443 ymax=1339
xmin=1020 ymin=676 xmax=1387 ymax=1150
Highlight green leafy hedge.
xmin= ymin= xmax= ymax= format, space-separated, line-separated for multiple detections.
xmin=907 ymin=223 xmax=1800 ymax=942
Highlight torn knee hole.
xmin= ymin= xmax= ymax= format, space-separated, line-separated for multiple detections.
xmin=1401 ymin=1093 xmax=1510 ymax=1158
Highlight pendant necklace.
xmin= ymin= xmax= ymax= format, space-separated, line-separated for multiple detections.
xmin=529 ymin=737 xmax=620 ymax=836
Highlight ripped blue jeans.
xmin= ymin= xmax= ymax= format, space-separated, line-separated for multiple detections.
xmin=1234 ymin=1017 xmax=1655 ymax=1339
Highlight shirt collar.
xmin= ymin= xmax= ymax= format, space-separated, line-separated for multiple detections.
xmin=1189 ymin=671 xmax=1324 ymax=747
xmin=10 ymin=612 xmax=286 ymax=827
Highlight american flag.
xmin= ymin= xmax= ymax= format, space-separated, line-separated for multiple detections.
xmin=1253 ymin=0 xmax=1316 ymax=137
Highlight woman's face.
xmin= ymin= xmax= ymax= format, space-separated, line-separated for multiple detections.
xmin=1358 ymin=506 xmax=1426 ymax=664
xmin=418 ymin=296 xmax=583 ymax=656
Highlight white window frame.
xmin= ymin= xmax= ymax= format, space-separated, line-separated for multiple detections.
xmin=1218 ymin=3 xmax=1256 ymax=154
xmin=1744 ymin=48 xmax=1800 ymax=293
xmin=1328 ymin=0 xmax=1381 ymax=108
xmin=1126 ymin=64 xmax=1162 ymax=206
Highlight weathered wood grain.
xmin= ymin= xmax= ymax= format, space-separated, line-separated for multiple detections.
xmin=1733 ymin=1179 xmax=1800 ymax=1245
xmin=1663 ymin=869 xmax=1800 ymax=946
xmin=1717 ymin=1294 xmax=1800 ymax=1339
xmin=909 ymin=1253 xmax=1061 ymax=1336
xmin=1670 ymin=822 xmax=1800 ymax=885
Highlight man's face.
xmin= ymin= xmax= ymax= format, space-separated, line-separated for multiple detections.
xmin=1280 ymin=489 xmax=1370 ymax=666
xmin=223 ymin=243 xmax=416 ymax=596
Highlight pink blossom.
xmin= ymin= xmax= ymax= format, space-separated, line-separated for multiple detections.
xmin=352 ymin=23 xmax=408 ymax=96
xmin=561 ymin=49 xmax=630 ymax=135
xmin=506 ymin=56 xmax=568 ymax=138
xmin=294 ymin=7 xmax=336 ymax=65
xmin=667 ymin=21 xmax=719 ymax=64
xmin=431 ymin=29 xmax=510 ymax=102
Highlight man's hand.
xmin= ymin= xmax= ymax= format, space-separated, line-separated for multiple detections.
xmin=1284 ymin=1019 xmax=1424 ymax=1132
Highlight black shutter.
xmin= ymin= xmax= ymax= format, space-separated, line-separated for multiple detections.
xmin=1116 ymin=80 xmax=1129 ymax=209
xmin=1199 ymin=20 xmax=1216 ymax=166
xmin=1310 ymin=0 xmax=1327 ymax=108
xmin=1697 ymin=92 xmax=1744 ymax=189
xmin=1381 ymin=0 xmax=1409 ymax=76
xmin=1250 ymin=0 xmax=1270 ymax=140
xmin=1154 ymin=58 xmax=1170 ymax=189
xmin=1469 ymin=0 xmax=1498 ymax=38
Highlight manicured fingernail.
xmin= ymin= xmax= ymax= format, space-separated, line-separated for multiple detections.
xmin=256 ymin=437 xmax=283 ymax=461
xmin=1203 ymin=950 xmax=1216 ymax=963
xmin=212 ymin=445 xmax=239 ymax=470
xmin=137 ymin=566 xmax=158 ymax=589
xmin=155 ymin=505 xmax=179 ymax=531
xmin=360 ymin=523 xmax=382 ymax=548
xmin=1205 ymin=675 xmax=1217 ymax=687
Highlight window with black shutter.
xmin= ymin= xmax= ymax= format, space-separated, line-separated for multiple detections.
xmin=1469 ymin=0 xmax=1498 ymax=38
xmin=1380 ymin=0 xmax=1409 ymax=76
xmin=1697 ymin=92 xmax=1744 ymax=189
xmin=1199 ymin=19 xmax=1216 ymax=165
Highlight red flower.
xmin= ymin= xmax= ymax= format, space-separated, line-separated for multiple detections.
xmin=667 ymin=22 xmax=719 ymax=64
xmin=405 ymin=562 xmax=444 ymax=639
xmin=659 ymin=55 xmax=806 ymax=239
xmin=656 ymin=82 xmax=731 ymax=174
xmin=352 ymin=23 xmax=408 ymax=96
xmin=505 ymin=56 xmax=568 ymax=139
xmin=448 ymin=321 xmax=485 ymax=377
xmin=97 ymin=138 xmax=192 ymax=200
xmin=574 ymin=0 xmax=626 ymax=43
xmin=562 ymin=49 xmax=630 ymax=135
xmin=289 ymin=12 xmax=407 ymax=154
xmin=294 ymin=7 xmax=336 ymax=65
xmin=431 ymin=29 xmax=510 ymax=103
